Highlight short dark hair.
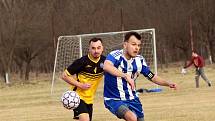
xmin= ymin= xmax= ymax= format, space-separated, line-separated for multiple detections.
xmin=89 ymin=37 xmax=103 ymax=44
xmin=192 ymin=49 xmax=198 ymax=54
xmin=124 ymin=31 xmax=141 ymax=42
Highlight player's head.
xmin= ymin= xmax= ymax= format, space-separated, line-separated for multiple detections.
xmin=123 ymin=31 xmax=141 ymax=59
xmin=192 ymin=50 xmax=198 ymax=57
xmin=88 ymin=37 xmax=104 ymax=59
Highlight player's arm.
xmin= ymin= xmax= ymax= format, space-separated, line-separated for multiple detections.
xmin=151 ymin=75 xmax=177 ymax=89
xmin=61 ymin=58 xmax=91 ymax=90
xmin=103 ymin=60 xmax=126 ymax=78
xmin=184 ymin=57 xmax=194 ymax=69
xmin=141 ymin=65 xmax=177 ymax=89
xmin=61 ymin=71 xmax=80 ymax=87
xmin=103 ymin=60 xmax=135 ymax=90
xmin=61 ymin=70 xmax=91 ymax=90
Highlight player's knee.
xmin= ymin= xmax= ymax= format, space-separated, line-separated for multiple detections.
xmin=137 ymin=117 xmax=144 ymax=121
xmin=117 ymin=105 xmax=137 ymax=121
xmin=124 ymin=111 xmax=137 ymax=121
xmin=79 ymin=113 xmax=90 ymax=121
xmin=116 ymin=105 xmax=129 ymax=119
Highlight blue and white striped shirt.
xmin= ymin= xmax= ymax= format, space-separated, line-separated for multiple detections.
xmin=104 ymin=49 xmax=153 ymax=100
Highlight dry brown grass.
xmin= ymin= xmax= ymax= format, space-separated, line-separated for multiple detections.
xmin=0 ymin=64 xmax=215 ymax=121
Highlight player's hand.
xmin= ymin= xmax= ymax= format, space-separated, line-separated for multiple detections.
xmin=197 ymin=67 xmax=200 ymax=71
xmin=181 ymin=68 xmax=186 ymax=74
xmin=169 ymin=82 xmax=177 ymax=90
xmin=79 ymin=83 xmax=91 ymax=90
xmin=124 ymin=74 xmax=135 ymax=91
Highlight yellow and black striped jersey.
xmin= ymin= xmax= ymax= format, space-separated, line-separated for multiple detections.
xmin=65 ymin=54 xmax=106 ymax=104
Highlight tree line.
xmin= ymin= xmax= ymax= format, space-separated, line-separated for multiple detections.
xmin=0 ymin=0 xmax=214 ymax=83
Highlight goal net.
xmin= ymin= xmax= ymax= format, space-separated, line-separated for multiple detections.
xmin=51 ymin=28 xmax=157 ymax=94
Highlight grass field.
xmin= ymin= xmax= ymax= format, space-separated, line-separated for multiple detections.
xmin=0 ymin=64 xmax=215 ymax=121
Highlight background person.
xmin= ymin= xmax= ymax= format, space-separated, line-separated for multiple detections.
xmin=183 ymin=50 xmax=212 ymax=88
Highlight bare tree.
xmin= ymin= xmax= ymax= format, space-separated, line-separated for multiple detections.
xmin=193 ymin=0 xmax=215 ymax=63
xmin=0 ymin=0 xmax=21 ymax=84
xmin=14 ymin=0 xmax=53 ymax=81
xmin=1 ymin=0 xmax=215 ymax=84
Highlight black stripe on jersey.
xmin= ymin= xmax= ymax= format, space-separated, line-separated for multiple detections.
xmin=79 ymin=72 xmax=103 ymax=79
xmin=147 ymin=71 xmax=155 ymax=80
xmin=79 ymin=71 xmax=104 ymax=76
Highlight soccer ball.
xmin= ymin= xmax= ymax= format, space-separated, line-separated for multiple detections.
xmin=61 ymin=90 xmax=80 ymax=110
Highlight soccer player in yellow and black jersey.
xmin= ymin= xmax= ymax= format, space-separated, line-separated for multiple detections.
xmin=61 ymin=37 xmax=105 ymax=121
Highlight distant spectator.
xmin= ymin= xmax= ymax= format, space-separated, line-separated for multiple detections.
xmin=183 ymin=50 xmax=212 ymax=88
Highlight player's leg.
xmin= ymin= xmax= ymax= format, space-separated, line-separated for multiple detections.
xmin=118 ymin=105 xmax=137 ymax=121
xmin=79 ymin=103 xmax=93 ymax=121
xmin=109 ymin=98 xmax=144 ymax=121
xmin=128 ymin=98 xmax=144 ymax=121
xmin=104 ymin=100 xmax=137 ymax=121
xmin=195 ymin=68 xmax=200 ymax=88
xmin=79 ymin=104 xmax=93 ymax=121
xmin=87 ymin=103 xmax=93 ymax=121
xmin=79 ymin=113 xmax=90 ymax=121
xmin=73 ymin=99 xmax=92 ymax=121
xmin=137 ymin=117 xmax=144 ymax=121
xmin=199 ymin=68 xmax=211 ymax=87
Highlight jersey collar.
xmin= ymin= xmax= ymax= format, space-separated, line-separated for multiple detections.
xmin=88 ymin=54 xmax=100 ymax=63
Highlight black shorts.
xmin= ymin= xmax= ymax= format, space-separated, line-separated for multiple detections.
xmin=73 ymin=99 xmax=93 ymax=121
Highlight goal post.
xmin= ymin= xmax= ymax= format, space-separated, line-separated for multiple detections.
xmin=51 ymin=28 xmax=157 ymax=94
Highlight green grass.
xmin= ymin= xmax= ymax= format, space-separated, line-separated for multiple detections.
xmin=0 ymin=65 xmax=215 ymax=121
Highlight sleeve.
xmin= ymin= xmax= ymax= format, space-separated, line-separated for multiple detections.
xmin=184 ymin=57 xmax=194 ymax=68
xmin=140 ymin=58 xmax=155 ymax=80
xmin=106 ymin=53 xmax=117 ymax=65
xmin=141 ymin=65 xmax=155 ymax=80
xmin=66 ymin=58 xmax=84 ymax=75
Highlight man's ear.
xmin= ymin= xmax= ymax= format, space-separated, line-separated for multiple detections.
xmin=123 ymin=42 xmax=127 ymax=49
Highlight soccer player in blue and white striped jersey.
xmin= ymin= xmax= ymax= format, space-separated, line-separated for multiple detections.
xmin=103 ymin=31 xmax=177 ymax=121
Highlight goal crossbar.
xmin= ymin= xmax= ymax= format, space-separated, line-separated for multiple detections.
xmin=51 ymin=28 xmax=157 ymax=94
